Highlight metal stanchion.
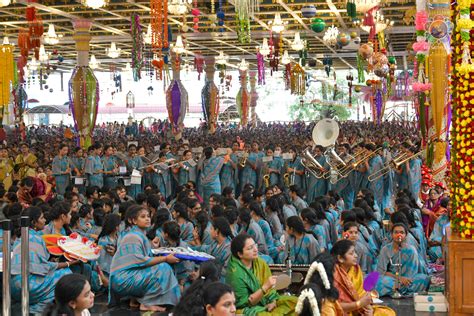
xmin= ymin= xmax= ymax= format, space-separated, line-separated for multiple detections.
xmin=2 ymin=220 xmax=11 ymax=316
xmin=20 ymin=216 xmax=30 ymax=316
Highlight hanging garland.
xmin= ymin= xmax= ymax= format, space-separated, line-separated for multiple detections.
xmin=130 ymin=13 xmax=143 ymax=82
xmin=0 ymin=44 xmax=15 ymax=124
xmin=194 ymin=53 xmax=204 ymax=80
xmin=249 ymin=71 xmax=258 ymax=127
xmin=450 ymin=0 xmax=474 ymax=238
xmin=257 ymin=52 xmax=265 ymax=85
xmin=150 ymin=0 xmax=169 ymax=57
xmin=236 ymin=70 xmax=249 ymax=126
xmin=235 ymin=0 xmax=258 ymax=43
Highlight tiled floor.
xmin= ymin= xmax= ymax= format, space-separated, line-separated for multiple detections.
xmin=87 ymin=294 xmax=448 ymax=316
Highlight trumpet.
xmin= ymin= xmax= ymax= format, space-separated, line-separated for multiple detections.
xmin=283 ymin=172 xmax=290 ymax=187
xmin=300 ymin=147 xmax=328 ymax=179
xmin=368 ymin=149 xmax=424 ymax=182
xmin=239 ymin=151 xmax=249 ymax=168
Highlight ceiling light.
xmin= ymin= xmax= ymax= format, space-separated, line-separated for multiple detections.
xmin=269 ymin=13 xmax=287 ymax=33
xmin=215 ymin=51 xmax=228 ymax=65
xmin=352 ymin=0 xmax=380 ymax=13
xmin=39 ymin=45 xmax=49 ymax=63
xmin=291 ymin=32 xmax=305 ymax=51
xmin=143 ymin=24 xmax=152 ymax=45
xmin=258 ymin=38 xmax=271 ymax=56
xmin=44 ymin=24 xmax=60 ymax=45
xmin=172 ymin=35 xmax=185 ymax=54
xmin=281 ymin=50 xmax=291 ymax=65
xmin=89 ymin=55 xmax=99 ymax=69
xmin=0 ymin=0 xmax=10 ymax=8
xmin=168 ymin=0 xmax=192 ymax=15
xmin=28 ymin=57 xmax=40 ymax=71
xmin=81 ymin=0 xmax=109 ymax=9
xmin=238 ymin=59 xmax=248 ymax=71
xmin=106 ymin=42 xmax=121 ymax=58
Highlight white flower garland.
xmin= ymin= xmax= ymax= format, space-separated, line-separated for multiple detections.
xmin=304 ymin=261 xmax=331 ymax=289
xmin=296 ymin=288 xmax=320 ymax=316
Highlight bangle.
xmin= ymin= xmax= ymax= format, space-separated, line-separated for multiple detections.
xmin=356 ymin=300 xmax=361 ymax=309
xmin=261 ymin=287 xmax=267 ymax=294
xmin=66 ymin=262 xmax=70 ymax=268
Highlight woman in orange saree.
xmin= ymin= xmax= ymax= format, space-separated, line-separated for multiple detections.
xmin=331 ymin=240 xmax=395 ymax=316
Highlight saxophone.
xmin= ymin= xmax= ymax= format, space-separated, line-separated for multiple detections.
xmin=263 ymin=163 xmax=270 ymax=188
xmin=239 ymin=151 xmax=248 ymax=168
xmin=283 ymin=162 xmax=290 ymax=187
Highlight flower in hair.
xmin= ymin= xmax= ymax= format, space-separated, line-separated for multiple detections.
xmin=304 ymin=261 xmax=331 ymax=290
xmin=296 ymin=288 xmax=320 ymax=316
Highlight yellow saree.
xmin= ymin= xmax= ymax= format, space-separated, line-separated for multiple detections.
xmin=14 ymin=153 xmax=37 ymax=179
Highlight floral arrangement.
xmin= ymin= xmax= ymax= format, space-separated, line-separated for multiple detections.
xmin=451 ymin=0 xmax=474 ymax=238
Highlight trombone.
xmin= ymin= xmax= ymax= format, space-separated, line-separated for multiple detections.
xmin=337 ymin=147 xmax=382 ymax=178
xmin=368 ymin=149 xmax=424 ymax=182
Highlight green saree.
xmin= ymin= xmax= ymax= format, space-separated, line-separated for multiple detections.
xmin=226 ymin=256 xmax=297 ymax=316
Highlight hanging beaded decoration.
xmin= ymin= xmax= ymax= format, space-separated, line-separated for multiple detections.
xmin=151 ymin=0 xmax=169 ymax=79
xmin=192 ymin=0 xmax=200 ymax=31
xmin=131 ymin=13 xmax=144 ymax=82
xmin=235 ymin=0 xmax=259 ymax=43
xmin=194 ymin=53 xmax=204 ymax=80
xmin=257 ymin=52 xmax=265 ymax=85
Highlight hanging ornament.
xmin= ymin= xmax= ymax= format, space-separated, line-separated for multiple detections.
xmin=151 ymin=0 xmax=169 ymax=59
xmin=201 ymin=57 xmax=219 ymax=133
xmin=126 ymin=90 xmax=135 ymax=109
xmin=301 ymin=5 xmax=317 ymax=18
xmin=0 ymin=43 xmax=14 ymax=122
xmin=284 ymin=62 xmax=291 ymax=90
xmin=236 ymin=69 xmax=250 ymax=126
xmin=346 ymin=0 xmax=357 ymax=20
xmin=166 ymin=53 xmax=188 ymax=139
xmin=257 ymin=52 xmax=265 ymax=85
xmin=131 ymin=13 xmax=144 ymax=81
xmin=69 ymin=19 xmax=99 ymax=149
xmin=311 ymin=18 xmax=326 ymax=33
xmin=235 ymin=0 xmax=258 ymax=43
xmin=249 ymin=71 xmax=258 ymax=127
xmin=290 ymin=63 xmax=305 ymax=95
xmin=194 ymin=53 xmax=204 ymax=80
xmin=192 ymin=0 xmax=200 ymax=31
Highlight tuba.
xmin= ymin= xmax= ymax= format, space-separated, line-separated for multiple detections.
xmin=312 ymin=119 xmax=346 ymax=178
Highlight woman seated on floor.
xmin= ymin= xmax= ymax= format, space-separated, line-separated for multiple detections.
xmin=109 ymin=205 xmax=181 ymax=312
xmin=331 ymin=239 xmax=396 ymax=316
xmin=226 ymin=233 xmax=297 ymax=315
xmin=375 ymin=223 xmax=430 ymax=297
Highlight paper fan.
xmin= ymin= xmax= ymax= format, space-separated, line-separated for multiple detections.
xmin=363 ymin=271 xmax=380 ymax=292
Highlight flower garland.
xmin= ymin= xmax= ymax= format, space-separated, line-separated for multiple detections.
xmin=295 ymin=288 xmax=320 ymax=316
xmin=451 ymin=0 xmax=474 ymax=238
xmin=130 ymin=13 xmax=143 ymax=82
xmin=303 ymin=261 xmax=331 ymax=289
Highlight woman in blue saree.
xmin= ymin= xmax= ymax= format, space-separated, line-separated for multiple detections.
xmin=364 ymin=144 xmax=385 ymax=211
xmin=262 ymin=146 xmax=283 ymax=188
xmin=126 ymin=144 xmax=144 ymax=199
xmin=249 ymin=201 xmax=281 ymax=263
xmin=102 ymin=145 xmax=118 ymax=190
xmin=52 ymin=144 xmax=72 ymax=196
xmin=286 ymin=147 xmax=305 ymax=191
xmin=11 ymin=207 xmax=73 ymax=313
xmin=240 ymin=143 xmax=259 ymax=192
xmin=375 ymin=223 xmax=430 ymax=297
xmin=109 ymin=205 xmax=181 ymax=312
xmin=305 ymin=145 xmax=329 ymax=203
xmin=279 ymin=216 xmax=320 ymax=264
xmin=199 ymin=147 xmax=225 ymax=204
xmin=220 ymin=143 xmax=240 ymax=191
xmin=171 ymin=202 xmax=194 ymax=242
xmin=300 ymin=207 xmax=329 ymax=251
xmin=175 ymin=150 xmax=198 ymax=186
xmin=85 ymin=144 xmax=104 ymax=189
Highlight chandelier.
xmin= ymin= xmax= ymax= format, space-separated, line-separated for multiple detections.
xmin=28 ymin=57 xmax=40 ymax=71
xmin=81 ymin=0 xmax=109 ymax=9
xmin=3 ymin=36 xmax=10 ymax=45
xmin=269 ymin=13 xmax=287 ymax=33
xmin=124 ymin=62 xmax=132 ymax=72
xmin=0 ymin=0 xmax=10 ymax=8
xmin=89 ymin=55 xmax=100 ymax=69
xmin=216 ymin=51 xmax=228 ymax=65
xmin=168 ymin=0 xmax=192 ymax=15
xmin=352 ymin=0 xmax=380 ymax=13
xmin=143 ymin=24 xmax=152 ymax=45
xmin=360 ymin=11 xmax=394 ymax=34
xmin=281 ymin=50 xmax=291 ymax=65
xmin=323 ymin=26 xmax=339 ymax=46
xmin=291 ymin=32 xmax=305 ymax=51
xmin=172 ymin=35 xmax=186 ymax=54
xmin=44 ymin=24 xmax=60 ymax=45
xmin=238 ymin=59 xmax=248 ymax=71
xmin=258 ymin=38 xmax=271 ymax=56
xmin=106 ymin=42 xmax=121 ymax=58
xmin=39 ymin=45 xmax=49 ymax=63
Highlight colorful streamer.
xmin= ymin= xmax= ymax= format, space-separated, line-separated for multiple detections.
xmin=166 ymin=55 xmax=188 ymax=139
xmin=236 ymin=70 xmax=249 ymax=126
xmin=131 ymin=13 xmax=144 ymax=82
xmin=201 ymin=58 xmax=219 ymax=133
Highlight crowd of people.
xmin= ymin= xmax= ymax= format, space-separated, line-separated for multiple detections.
xmin=0 ymin=119 xmax=449 ymax=315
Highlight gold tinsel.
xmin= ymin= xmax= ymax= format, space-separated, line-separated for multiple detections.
xmin=428 ymin=42 xmax=448 ymax=139
xmin=290 ymin=63 xmax=305 ymax=96
xmin=0 ymin=45 xmax=14 ymax=119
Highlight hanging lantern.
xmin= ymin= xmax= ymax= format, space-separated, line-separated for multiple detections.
xmin=201 ymin=57 xmax=219 ymax=133
xmin=69 ymin=19 xmax=99 ymax=149
xmin=301 ymin=5 xmax=317 ymax=18
xmin=249 ymin=71 xmax=258 ymax=127
xmin=126 ymin=91 xmax=135 ymax=109
xmin=166 ymin=53 xmax=188 ymax=139
xmin=236 ymin=69 xmax=250 ymax=126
